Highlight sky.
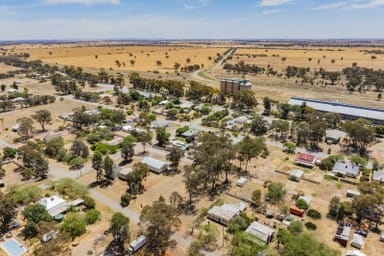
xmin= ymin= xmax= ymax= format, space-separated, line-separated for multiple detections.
xmin=0 ymin=0 xmax=383 ymax=40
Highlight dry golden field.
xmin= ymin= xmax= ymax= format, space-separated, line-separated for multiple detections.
xmin=229 ymin=47 xmax=384 ymax=72
xmin=8 ymin=44 xmax=226 ymax=73
xmin=0 ymin=63 xmax=21 ymax=73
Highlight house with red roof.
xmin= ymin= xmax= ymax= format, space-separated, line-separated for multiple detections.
xmin=294 ymin=153 xmax=316 ymax=168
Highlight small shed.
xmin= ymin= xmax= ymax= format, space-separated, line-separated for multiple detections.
xmin=142 ymin=157 xmax=168 ymax=174
xmin=346 ymin=189 xmax=361 ymax=197
xmin=373 ymin=170 xmax=384 ymax=183
xmin=236 ymin=177 xmax=247 ymax=187
xmin=289 ymin=169 xmax=304 ymax=182
xmin=0 ymin=180 xmax=4 ymax=188
xmin=351 ymin=233 xmax=364 ymax=249
xmin=118 ymin=168 xmax=133 ymax=180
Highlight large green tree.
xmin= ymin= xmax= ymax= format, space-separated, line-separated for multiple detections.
xmin=32 ymin=109 xmax=52 ymax=132
xmin=236 ymin=136 xmax=265 ymax=172
xmin=0 ymin=192 xmax=16 ymax=232
xmin=140 ymin=196 xmax=181 ymax=256
xmin=109 ymin=212 xmax=130 ymax=249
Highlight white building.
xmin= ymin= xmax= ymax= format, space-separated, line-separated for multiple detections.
xmin=207 ymin=202 xmax=247 ymax=226
xmin=245 ymin=221 xmax=275 ymax=244
xmin=289 ymin=169 xmax=304 ymax=182
xmin=142 ymin=157 xmax=168 ymax=174
xmin=38 ymin=195 xmax=68 ymax=217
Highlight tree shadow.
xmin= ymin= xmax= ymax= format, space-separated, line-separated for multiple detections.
xmin=118 ymin=159 xmax=132 ymax=166
xmin=103 ymin=240 xmax=125 ymax=256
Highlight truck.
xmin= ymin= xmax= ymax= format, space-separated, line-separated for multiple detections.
xmin=128 ymin=235 xmax=146 ymax=254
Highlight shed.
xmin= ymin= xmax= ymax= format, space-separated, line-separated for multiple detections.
xmin=0 ymin=180 xmax=4 ymax=187
xmin=245 ymin=221 xmax=275 ymax=244
xmin=351 ymin=233 xmax=364 ymax=249
xmin=372 ymin=170 xmax=384 ymax=183
xmin=69 ymin=198 xmax=84 ymax=207
xmin=118 ymin=168 xmax=133 ymax=180
xmin=298 ymin=195 xmax=312 ymax=206
xmin=294 ymin=153 xmax=316 ymax=168
xmin=207 ymin=202 xmax=247 ymax=226
xmin=325 ymin=129 xmax=346 ymax=144
xmin=334 ymin=222 xmax=352 ymax=247
xmin=346 ymin=189 xmax=361 ymax=197
xmin=346 ymin=250 xmax=367 ymax=256
xmin=236 ymin=177 xmax=247 ymax=187
xmin=332 ymin=161 xmax=360 ymax=178
xmin=289 ymin=169 xmax=304 ymax=182
xmin=142 ymin=157 xmax=168 ymax=174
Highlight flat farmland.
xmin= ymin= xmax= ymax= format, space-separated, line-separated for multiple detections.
xmin=11 ymin=45 xmax=226 ymax=73
xmin=230 ymin=47 xmax=384 ymax=71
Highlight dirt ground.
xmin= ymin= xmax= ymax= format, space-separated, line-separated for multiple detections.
xmin=8 ymin=45 xmax=226 ymax=74
xmin=231 ymin=47 xmax=384 ymax=72
xmin=0 ymin=97 xmax=96 ymax=144
xmin=0 ymin=63 xmax=21 ymax=73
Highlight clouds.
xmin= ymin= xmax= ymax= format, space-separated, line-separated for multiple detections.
xmin=43 ymin=0 xmax=120 ymax=5
xmin=313 ymin=0 xmax=384 ymax=10
xmin=257 ymin=0 xmax=293 ymax=7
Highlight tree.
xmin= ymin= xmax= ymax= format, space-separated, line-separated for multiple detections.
xmin=231 ymin=232 xmax=264 ymax=256
xmin=237 ymin=136 xmax=265 ymax=172
xmin=328 ymin=196 xmax=340 ymax=219
xmin=296 ymin=121 xmax=310 ymax=146
xmin=250 ymin=114 xmax=268 ymax=136
xmin=187 ymin=241 xmax=205 ymax=256
xmin=278 ymin=103 xmax=291 ymax=119
xmin=121 ymin=141 xmax=134 ymax=162
xmin=126 ymin=162 xmax=149 ymax=196
xmin=137 ymin=130 xmax=152 ymax=153
xmin=252 ymin=189 xmax=262 ymax=207
xmin=110 ymin=212 xmax=130 ymax=249
xmin=22 ymin=203 xmax=52 ymax=223
xmin=283 ymin=142 xmax=296 ymax=154
xmin=17 ymin=117 xmax=34 ymax=140
xmin=344 ymin=119 xmax=375 ymax=155
xmin=60 ymin=214 xmax=86 ymax=240
xmin=166 ymin=147 xmax=183 ymax=172
xmin=3 ymin=147 xmax=17 ymax=160
xmin=231 ymin=90 xmax=258 ymax=112
xmin=266 ymin=182 xmax=286 ymax=204
xmin=17 ymin=145 xmax=49 ymax=179
xmin=45 ymin=137 xmax=64 ymax=158
xmin=183 ymin=165 xmax=201 ymax=205
xmin=140 ymin=196 xmax=181 ymax=256
xmin=70 ymin=139 xmax=89 ymax=158
xmin=272 ymin=119 xmax=290 ymax=139
xmin=0 ymin=192 xmax=16 ymax=232
xmin=32 ymin=109 xmax=52 ymax=132
xmin=156 ymin=127 xmax=170 ymax=147
xmin=263 ymin=97 xmax=272 ymax=115
xmin=104 ymin=154 xmax=114 ymax=181
xmin=92 ymin=151 xmax=103 ymax=183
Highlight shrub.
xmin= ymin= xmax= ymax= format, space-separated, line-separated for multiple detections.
xmin=51 ymin=178 xmax=88 ymax=199
xmin=84 ymin=209 xmax=100 ymax=224
xmin=296 ymin=198 xmax=308 ymax=210
xmin=10 ymin=185 xmax=42 ymax=205
xmin=288 ymin=220 xmax=303 ymax=235
xmin=307 ymin=209 xmax=321 ymax=219
xmin=83 ymin=196 xmax=96 ymax=209
xmin=305 ymin=222 xmax=317 ymax=230
xmin=60 ymin=214 xmax=86 ymax=240
xmin=120 ymin=193 xmax=131 ymax=207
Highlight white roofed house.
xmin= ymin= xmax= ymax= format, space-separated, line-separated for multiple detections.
xmin=38 ymin=195 xmax=68 ymax=217
xmin=207 ymin=202 xmax=247 ymax=226
xmin=245 ymin=221 xmax=275 ymax=244
xmin=332 ymin=161 xmax=360 ymax=178
xmin=141 ymin=157 xmax=168 ymax=174
xmin=373 ymin=170 xmax=384 ymax=183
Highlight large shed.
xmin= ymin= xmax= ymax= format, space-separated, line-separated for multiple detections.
xmin=142 ymin=157 xmax=168 ymax=174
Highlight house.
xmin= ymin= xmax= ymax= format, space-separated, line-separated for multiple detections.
xmin=334 ymin=222 xmax=352 ymax=247
xmin=351 ymin=233 xmax=364 ymax=249
xmin=294 ymin=153 xmax=316 ymax=168
xmin=288 ymin=96 xmax=384 ymax=124
xmin=332 ymin=161 xmax=360 ymax=178
xmin=289 ymin=169 xmax=304 ymax=182
xmin=325 ymin=129 xmax=346 ymax=144
xmin=118 ymin=168 xmax=133 ymax=180
xmin=373 ymin=170 xmax=384 ymax=183
xmin=181 ymin=128 xmax=199 ymax=142
xmin=38 ymin=195 xmax=68 ymax=217
xmin=151 ymin=120 xmax=169 ymax=129
xmin=170 ymin=140 xmax=189 ymax=151
xmin=236 ymin=177 xmax=247 ymax=187
xmin=207 ymin=202 xmax=247 ymax=226
xmin=142 ymin=157 xmax=168 ymax=174
xmin=245 ymin=221 xmax=275 ymax=244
